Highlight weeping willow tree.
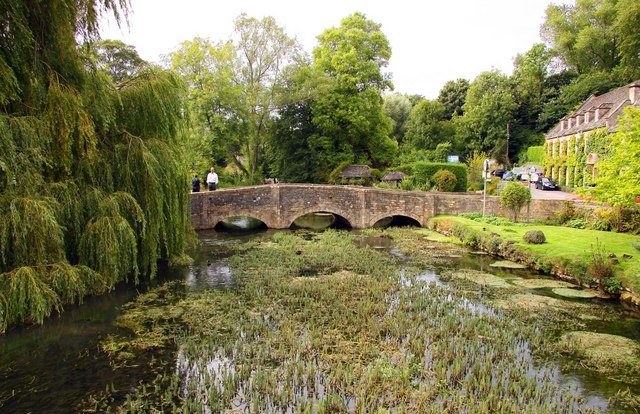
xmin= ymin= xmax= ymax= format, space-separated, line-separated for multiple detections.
xmin=0 ymin=0 xmax=190 ymax=333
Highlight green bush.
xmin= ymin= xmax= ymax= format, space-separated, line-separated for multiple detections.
xmin=432 ymin=170 xmax=457 ymax=192
xmin=499 ymin=182 xmax=531 ymax=223
xmin=412 ymin=162 xmax=468 ymax=192
xmin=566 ymin=218 xmax=588 ymax=229
xmin=523 ymin=230 xmax=546 ymax=244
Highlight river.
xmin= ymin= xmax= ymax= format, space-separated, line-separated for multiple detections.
xmin=1 ymin=222 xmax=639 ymax=412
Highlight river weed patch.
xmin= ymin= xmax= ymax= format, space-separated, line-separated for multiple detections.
xmin=86 ymin=229 xmax=632 ymax=412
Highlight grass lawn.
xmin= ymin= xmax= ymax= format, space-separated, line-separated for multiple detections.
xmin=431 ymin=215 xmax=640 ymax=293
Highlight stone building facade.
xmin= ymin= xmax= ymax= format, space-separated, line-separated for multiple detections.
xmin=544 ymin=81 xmax=640 ymax=188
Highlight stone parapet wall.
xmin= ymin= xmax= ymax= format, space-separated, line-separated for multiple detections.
xmin=190 ymin=184 xmax=569 ymax=229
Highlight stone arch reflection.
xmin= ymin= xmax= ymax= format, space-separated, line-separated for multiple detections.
xmin=290 ymin=211 xmax=352 ymax=230
xmin=214 ymin=216 xmax=268 ymax=232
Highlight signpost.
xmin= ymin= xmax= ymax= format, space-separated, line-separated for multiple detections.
xmin=482 ymin=159 xmax=490 ymax=216
xmin=527 ymin=166 xmax=535 ymax=223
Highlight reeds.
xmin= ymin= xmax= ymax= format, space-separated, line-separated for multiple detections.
xmin=98 ymin=228 xmax=625 ymax=413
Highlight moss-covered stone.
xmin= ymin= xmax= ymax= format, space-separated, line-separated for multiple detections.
xmin=511 ymin=279 xmax=578 ymax=289
xmin=489 ymin=260 xmax=527 ymax=269
xmin=552 ymin=287 xmax=598 ymax=299
xmin=557 ymin=331 xmax=640 ymax=384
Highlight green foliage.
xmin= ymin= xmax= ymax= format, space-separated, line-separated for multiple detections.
xmin=311 ymin=13 xmax=396 ymax=169
xmin=0 ymin=267 xmax=60 ymax=329
xmin=432 ymin=170 xmax=457 ymax=192
xmin=499 ymin=182 xmax=531 ymax=222
xmin=587 ymin=240 xmax=617 ymax=293
xmin=86 ymin=39 xmax=146 ymax=83
xmin=0 ymin=0 xmax=190 ymax=330
xmin=542 ymin=0 xmax=640 ymax=74
xmin=525 ymin=146 xmax=544 ymax=164
xmin=589 ymin=107 xmax=640 ymax=206
xmin=465 ymin=150 xmax=489 ymax=191
xmin=404 ymin=100 xmax=452 ymax=150
xmin=523 ymin=230 xmax=546 ymax=244
xmin=383 ymin=93 xmax=413 ymax=143
xmin=437 ymin=78 xmax=469 ymax=120
xmin=456 ymin=70 xmax=516 ymax=163
xmin=0 ymin=197 xmax=65 ymax=271
xmin=412 ymin=162 xmax=468 ymax=192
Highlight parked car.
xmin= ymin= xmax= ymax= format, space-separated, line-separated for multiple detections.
xmin=491 ymin=169 xmax=505 ymax=178
xmin=519 ymin=173 xmax=529 ymax=181
xmin=502 ymin=171 xmax=515 ymax=181
xmin=535 ymin=177 xmax=558 ymax=190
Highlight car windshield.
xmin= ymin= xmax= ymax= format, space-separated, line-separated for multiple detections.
xmin=542 ymin=178 xmax=552 ymax=184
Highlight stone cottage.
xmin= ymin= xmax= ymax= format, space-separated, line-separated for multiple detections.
xmin=544 ymin=81 xmax=640 ymax=188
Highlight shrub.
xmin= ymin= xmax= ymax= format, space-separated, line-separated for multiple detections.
xmin=523 ymin=230 xmax=546 ymax=244
xmin=432 ymin=170 xmax=457 ymax=192
xmin=555 ymin=200 xmax=580 ymax=224
xmin=566 ymin=218 xmax=587 ymax=229
xmin=412 ymin=162 xmax=468 ymax=192
xmin=587 ymin=240 xmax=616 ymax=293
xmin=499 ymin=182 xmax=531 ymax=222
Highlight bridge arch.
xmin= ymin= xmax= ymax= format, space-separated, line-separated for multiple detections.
xmin=366 ymin=212 xmax=423 ymax=228
xmin=370 ymin=215 xmax=421 ymax=228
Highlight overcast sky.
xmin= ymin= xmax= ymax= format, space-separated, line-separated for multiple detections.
xmin=99 ymin=0 xmax=568 ymax=99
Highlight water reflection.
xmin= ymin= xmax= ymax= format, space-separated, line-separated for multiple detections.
xmin=293 ymin=212 xmax=336 ymax=230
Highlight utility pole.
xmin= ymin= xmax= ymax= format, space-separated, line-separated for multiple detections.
xmin=506 ymin=123 xmax=510 ymax=166
xmin=483 ymin=159 xmax=490 ymax=216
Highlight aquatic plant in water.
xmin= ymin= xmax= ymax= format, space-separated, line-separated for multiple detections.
xmin=93 ymin=229 xmax=630 ymax=413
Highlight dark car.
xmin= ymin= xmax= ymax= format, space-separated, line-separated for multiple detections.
xmin=535 ymin=177 xmax=558 ymax=190
xmin=491 ymin=169 xmax=505 ymax=178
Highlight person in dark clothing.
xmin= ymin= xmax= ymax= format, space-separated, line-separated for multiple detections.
xmin=191 ymin=173 xmax=201 ymax=192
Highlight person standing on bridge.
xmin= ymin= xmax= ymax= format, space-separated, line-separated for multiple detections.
xmin=191 ymin=173 xmax=201 ymax=192
xmin=206 ymin=167 xmax=218 ymax=191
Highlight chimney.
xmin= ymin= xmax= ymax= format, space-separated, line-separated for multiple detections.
xmin=630 ymin=82 xmax=640 ymax=103
xmin=576 ymin=113 xmax=584 ymax=126
xmin=568 ymin=117 xmax=574 ymax=128
xmin=561 ymin=118 xmax=567 ymax=131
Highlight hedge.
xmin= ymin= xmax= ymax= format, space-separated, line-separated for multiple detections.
xmin=412 ymin=162 xmax=468 ymax=192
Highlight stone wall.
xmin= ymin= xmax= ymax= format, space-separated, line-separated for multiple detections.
xmin=190 ymin=184 xmax=569 ymax=230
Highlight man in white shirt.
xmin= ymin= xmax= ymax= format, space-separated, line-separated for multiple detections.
xmin=206 ymin=167 xmax=218 ymax=191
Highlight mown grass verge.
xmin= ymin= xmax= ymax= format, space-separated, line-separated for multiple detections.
xmin=429 ymin=215 xmax=640 ymax=297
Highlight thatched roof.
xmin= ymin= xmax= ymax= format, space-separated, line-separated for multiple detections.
xmin=381 ymin=171 xmax=406 ymax=182
xmin=338 ymin=164 xmax=372 ymax=179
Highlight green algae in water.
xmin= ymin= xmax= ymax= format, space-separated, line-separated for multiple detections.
xmin=489 ymin=260 xmax=527 ymax=269
xmin=512 ymin=279 xmax=579 ymax=289
xmin=447 ymin=269 xmax=515 ymax=288
xmin=552 ymin=287 xmax=598 ymax=299
xmin=557 ymin=332 xmax=640 ymax=384
xmin=89 ymin=228 xmax=639 ymax=413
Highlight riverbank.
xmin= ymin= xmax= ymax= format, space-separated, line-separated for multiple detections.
xmin=429 ymin=215 xmax=640 ymax=307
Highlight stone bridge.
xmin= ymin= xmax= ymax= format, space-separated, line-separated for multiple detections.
xmin=190 ymin=184 xmax=566 ymax=230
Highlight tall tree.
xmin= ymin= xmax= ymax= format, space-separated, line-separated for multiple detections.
xmin=311 ymin=12 xmax=396 ymax=169
xmin=456 ymin=70 xmax=516 ymax=164
xmin=86 ymin=39 xmax=146 ymax=83
xmin=437 ymin=79 xmax=469 ymax=120
xmin=404 ymin=99 xmax=452 ymax=151
xmin=171 ymin=37 xmax=244 ymax=174
xmin=0 ymin=0 xmax=189 ymax=331
xmin=233 ymin=14 xmax=301 ymax=180
xmin=383 ymin=93 xmax=413 ymax=144
xmin=542 ymin=0 xmax=640 ymax=75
